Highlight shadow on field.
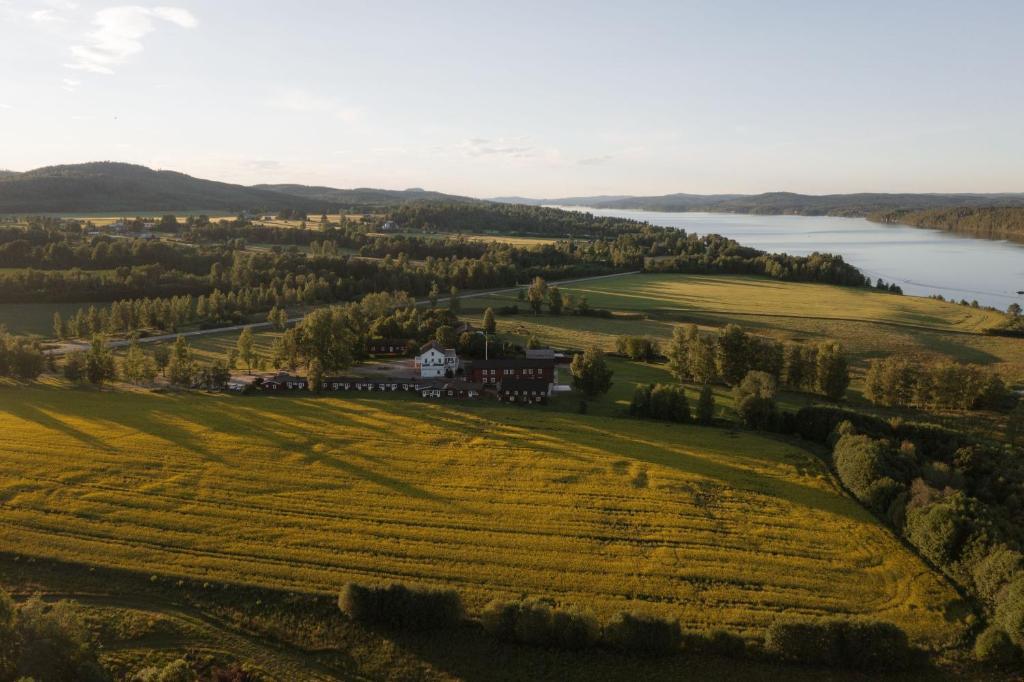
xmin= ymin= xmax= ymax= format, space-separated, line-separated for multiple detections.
xmin=4 ymin=395 xmax=116 ymax=453
xmin=386 ymin=624 xmax=954 ymax=682
xmin=549 ymin=418 xmax=869 ymax=523
xmin=914 ymin=333 xmax=1001 ymax=365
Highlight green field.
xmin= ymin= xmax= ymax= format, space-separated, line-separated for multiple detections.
xmin=461 ymin=274 xmax=1024 ymax=386
xmin=0 ymin=301 xmax=99 ymax=336
xmin=0 ymin=385 xmax=968 ymax=651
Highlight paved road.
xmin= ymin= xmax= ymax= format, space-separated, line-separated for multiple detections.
xmin=46 ymin=270 xmax=641 ymax=355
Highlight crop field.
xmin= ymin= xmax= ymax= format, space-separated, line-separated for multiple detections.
xmin=0 ymin=386 xmax=968 ymax=648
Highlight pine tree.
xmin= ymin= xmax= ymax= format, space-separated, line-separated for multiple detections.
xmin=52 ymin=312 xmax=64 ymax=340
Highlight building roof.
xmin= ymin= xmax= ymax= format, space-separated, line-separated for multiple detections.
xmin=369 ymin=338 xmax=413 ymax=347
xmin=470 ymin=357 xmax=554 ymax=369
xmin=265 ymin=372 xmax=306 ymax=384
xmin=525 ymin=348 xmax=555 ymax=360
xmin=499 ymin=378 xmax=552 ymax=392
xmin=418 ymin=340 xmax=446 ymax=354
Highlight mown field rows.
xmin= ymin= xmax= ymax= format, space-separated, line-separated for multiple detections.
xmin=0 ymin=386 xmax=967 ymax=647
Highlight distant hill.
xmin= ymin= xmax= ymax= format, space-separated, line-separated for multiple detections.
xmin=494 ymin=191 xmax=1024 ymax=216
xmin=0 ymin=162 xmax=476 ymax=213
xmin=254 ymin=183 xmax=476 ymax=207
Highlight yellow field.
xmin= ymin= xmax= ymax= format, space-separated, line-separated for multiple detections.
xmin=0 ymin=386 xmax=967 ymax=647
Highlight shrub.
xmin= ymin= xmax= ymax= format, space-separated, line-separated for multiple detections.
xmin=733 ymin=370 xmax=777 ymax=430
xmin=601 ymin=612 xmax=681 ymax=655
xmin=971 ymin=546 xmax=1023 ymax=607
xmin=764 ymin=619 xmax=843 ymax=667
xmin=338 ymin=582 xmax=462 ymax=630
xmin=479 ymin=599 xmax=598 ymax=650
xmin=764 ymin=618 xmax=913 ymax=671
xmin=995 ymin=576 xmax=1024 ymax=648
xmin=973 ymin=625 xmax=1019 ymax=665
xmin=683 ymin=629 xmax=747 ymax=658
xmin=832 ymin=434 xmax=910 ymax=514
xmin=905 ymin=498 xmax=971 ymax=567
xmin=793 ymin=406 xmax=889 ymax=444
xmin=631 ymin=383 xmax=690 ymax=422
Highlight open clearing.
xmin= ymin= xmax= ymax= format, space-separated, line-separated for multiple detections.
xmin=0 ymin=386 xmax=967 ymax=647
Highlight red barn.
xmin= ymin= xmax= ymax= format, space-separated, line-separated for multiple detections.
xmin=468 ymin=358 xmax=555 ymax=386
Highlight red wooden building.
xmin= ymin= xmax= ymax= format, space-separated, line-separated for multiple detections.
xmin=468 ymin=358 xmax=555 ymax=386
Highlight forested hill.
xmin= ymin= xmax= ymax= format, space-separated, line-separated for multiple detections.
xmin=0 ymin=162 xmax=312 ymax=213
xmin=0 ymin=162 xmax=474 ymax=213
xmin=254 ymin=183 xmax=476 ymax=207
xmin=496 ymin=191 xmax=1024 ymax=216
xmin=868 ymin=206 xmax=1024 ymax=243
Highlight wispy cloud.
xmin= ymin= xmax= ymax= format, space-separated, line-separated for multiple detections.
xmin=61 ymin=77 xmax=81 ymax=92
xmin=0 ymin=103 xmax=13 ymax=110
xmin=271 ymin=90 xmax=361 ymax=123
xmin=66 ymin=5 xmax=197 ymax=74
xmin=460 ymin=137 xmax=535 ymax=159
xmin=578 ymin=154 xmax=613 ymax=166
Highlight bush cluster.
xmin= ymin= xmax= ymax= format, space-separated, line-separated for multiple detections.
xmin=338 ymin=582 xmax=463 ymax=630
xmin=764 ymin=618 xmax=913 ymax=671
xmin=600 ymin=611 xmax=682 ymax=655
xmin=480 ymin=599 xmax=599 ymax=649
xmin=630 ymin=383 xmax=691 ymax=422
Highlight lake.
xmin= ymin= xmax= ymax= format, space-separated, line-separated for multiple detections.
xmin=555 ymin=208 xmax=1024 ymax=311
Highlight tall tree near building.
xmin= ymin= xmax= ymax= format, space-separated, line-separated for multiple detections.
xmin=547 ymin=286 xmax=563 ymax=315
xmin=482 ymin=307 xmax=497 ymax=334
xmin=84 ymin=335 xmax=116 ymax=387
xmin=570 ymin=347 xmax=614 ymax=396
xmin=237 ymin=327 xmax=256 ymax=374
xmin=527 ymin=276 xmax=547 ymax=315
xmin=307 ymin=358 xmax=323 ymax=394
xmin=167 ymin=335 xmax=196 ymax=386
xmin=449 ymin=286 xmax=461 ymax=314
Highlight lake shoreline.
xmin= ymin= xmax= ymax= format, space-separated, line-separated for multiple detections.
xmin=551 ymin=206 xmax=1024 ymax=310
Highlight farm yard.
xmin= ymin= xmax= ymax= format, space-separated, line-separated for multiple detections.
xmin=0 ymin=385 xmax=969 ymax=651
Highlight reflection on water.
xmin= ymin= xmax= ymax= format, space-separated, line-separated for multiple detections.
xmin=556 ymin=208 xmax=1024 ymax=310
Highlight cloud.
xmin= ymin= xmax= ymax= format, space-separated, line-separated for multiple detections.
xmin=62 ymin=77 xmax=81 ymax=92
xmin=0 ymin=103 xmax=12 ymax=110
xmin=272 ymin=90 xmax=361 ymax=123
xmin=460 ymin=137 xmax=535 ymax=159
xmin=577 ymin=154 xmax=613 ymax=166
xmin=65 ymin=5 xmax=197 ymax=74
xmin=31 ymin=8 xmax=65 ymax=23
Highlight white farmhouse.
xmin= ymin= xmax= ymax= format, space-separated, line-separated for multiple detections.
xmin=415 ymin=341 xmax=459 ymax=378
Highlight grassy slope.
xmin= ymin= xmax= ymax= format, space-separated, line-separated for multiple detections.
xmin=460 ymin=274 xmax=1024 ymax=386
xmin=0 ymin=385 xmax=967 ymax=650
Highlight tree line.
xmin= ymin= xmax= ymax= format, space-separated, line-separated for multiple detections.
xmin=865 ymin=356 xmax=1012 ymax=412
xmin=792 ymin=406 xmax=1024 ymax=664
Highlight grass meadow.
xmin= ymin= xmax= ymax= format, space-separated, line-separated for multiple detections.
xmin=460 ymin=273 xmax=1024 ymax=386
xmin=0 ymin=385 xmax=968 ymax=649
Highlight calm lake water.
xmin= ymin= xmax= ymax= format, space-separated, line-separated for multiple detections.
xmin=557 ymin=208 xmax=1024 ymax=311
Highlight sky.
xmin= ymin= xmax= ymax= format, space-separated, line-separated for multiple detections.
xmin=1 ymin=0 xmax=1022 ymax=197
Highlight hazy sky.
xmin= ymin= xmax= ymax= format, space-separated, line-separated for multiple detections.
xmin=1 ymin=1 xmax=1022 ymax=197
